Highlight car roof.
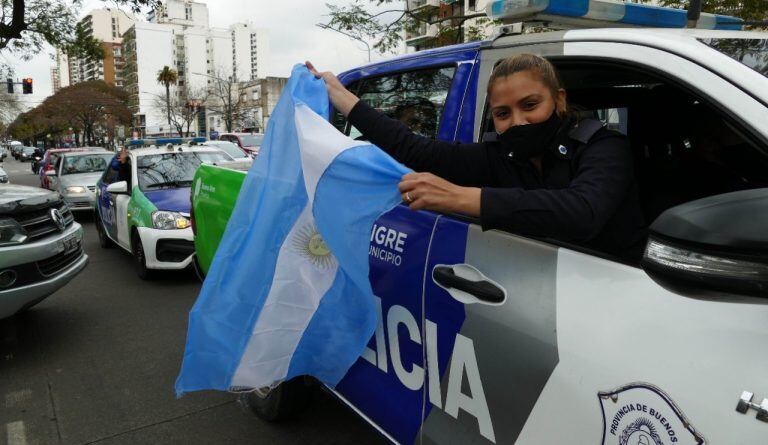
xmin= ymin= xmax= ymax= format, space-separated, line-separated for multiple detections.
xmin=128 ymin=146 xmax=228 ymax=157
xmin=48 ymin=148 xmax=91 ymax=154
xmin=61 ymin=150 xmax=114 ymax=157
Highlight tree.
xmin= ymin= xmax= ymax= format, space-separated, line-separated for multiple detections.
xmin=0 ymin=0 xmax=159 ymax=64
xmin=650 ymin=0 xmax=767 ymax=25
xmin=322 ymin=0 xmax=493 ymax=55
xmin=152 ymin=86 xmax=209 ymax=137
xmin=204 ymin=67 xmax=257 ymax=133
xmin=10 ymin=80 xmax=132 ymax=146
xmin=157 ymin=66 xmax=179 ymax=133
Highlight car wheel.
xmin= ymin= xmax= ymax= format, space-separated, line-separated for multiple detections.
xmin=131 ymin=231 xmax=153 ymax=280
xmin=241 ymin=377 xmax=313 ymax=422
xmin=95 ymin=215 xmax=113 ymax=249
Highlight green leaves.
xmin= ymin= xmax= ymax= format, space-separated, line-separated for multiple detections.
xmin=322 ymin=1 xmax=493 ymax=55
xmin=653 ymin=0 xmax=767 ymax=24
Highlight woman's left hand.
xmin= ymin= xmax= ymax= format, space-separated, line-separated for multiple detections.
xmin=398 ymin=172 xmax=481 ymax=217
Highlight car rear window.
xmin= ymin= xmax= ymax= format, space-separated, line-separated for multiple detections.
xmin=62 ymin=154 xmax=114 ymax=175
xmin=239 ymin=134 xmax=263 ymax=146
xmin=137 ymin=151 xmax=229 ymax=191
xmin=699 ymin=38 xmax=768 ymax=77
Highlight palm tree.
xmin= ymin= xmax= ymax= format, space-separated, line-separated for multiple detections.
xmin=156 ymin=66 xmax=178 ymax=135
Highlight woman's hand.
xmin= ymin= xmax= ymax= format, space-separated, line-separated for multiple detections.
xmin=305 ymin=61 xmax=360 ymax=116
xmin=398 ymin=172 xmax=481 ymax=217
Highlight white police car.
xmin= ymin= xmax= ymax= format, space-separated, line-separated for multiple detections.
xmin=95 ymin=138 xmax=231 ymax=279
xmin=231 ymin=2 xmax=768 ymax=444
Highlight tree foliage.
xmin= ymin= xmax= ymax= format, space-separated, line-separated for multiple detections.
xmin=205 ymin=67 xmax=258 ymax=133
xmin=156 ymin=65 xmax=179 ymax=127
xmin=652 ymin=0 xmax=767 ymax=24
xmin=0 ymin=0 xmax=160 ymax=63
xmin=8 ymin=80 xmax=130 ymax=145
xmin=152 ymin=86 xmax=208 ymax=137
xmin=322 ymin=0 xmax=491 ymax=54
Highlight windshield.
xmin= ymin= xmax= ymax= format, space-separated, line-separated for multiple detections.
xmin=23 ymin=147 xmax=35 ymax=154
xmin=137 ymin=151 xmax=229 ymax=191
xmin=699 ymin=38 xmax=768 ymax=77
xmin=239 ymin=134 xmax=263 ymax=146
xmin=62 ymin=153 xmax=114 ymax=175
xmin=208 ymin=142 xmax=246 ymax=159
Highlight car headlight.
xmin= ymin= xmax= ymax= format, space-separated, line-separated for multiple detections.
xmin=152 ymin=211 xmax=190 ymax=230
xmin=65 ymin=186 xmax=87 ymax=194
xmin=0 ymin=218 xmax=28 ymax=246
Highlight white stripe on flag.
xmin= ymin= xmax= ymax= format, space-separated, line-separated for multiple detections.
xmin=230 ymin=104 xmax=367 ymax=389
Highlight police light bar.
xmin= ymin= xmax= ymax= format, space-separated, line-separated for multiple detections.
xmin=486 ymin=0 xmax=743 ymax=30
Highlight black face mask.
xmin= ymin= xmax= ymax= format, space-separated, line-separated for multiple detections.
xmin=497 ymin=111 xmax=562 ymax=160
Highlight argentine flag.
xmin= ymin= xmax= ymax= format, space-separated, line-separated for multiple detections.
xmin=176 ymin=65 xmax=409 ymax=395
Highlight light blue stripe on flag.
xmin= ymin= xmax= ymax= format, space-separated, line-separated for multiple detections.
xmin=175 ymin=64 xmax=409 ymax=396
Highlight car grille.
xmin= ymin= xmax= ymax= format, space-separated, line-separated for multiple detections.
xmin=37 ymin=244 xmax=83 ymax=277
xmin=13 ymin=202 xmax=74 ymax=241
xmin=87 ymin=185 xmax=96 ymax=192
xmin=69 ymin=202 xmax=92 ymax=209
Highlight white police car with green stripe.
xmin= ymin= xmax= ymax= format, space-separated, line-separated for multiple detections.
xmin=95 ymin=138 xmax=231 ymax=279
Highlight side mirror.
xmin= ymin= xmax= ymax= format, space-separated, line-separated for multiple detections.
xmin=45 ymin=169 xmax=56 ymax=177
xmin=641 ymin=188 xmax=768 ymax=298
xmin=106 ymin=181 xmax=128 ymax=194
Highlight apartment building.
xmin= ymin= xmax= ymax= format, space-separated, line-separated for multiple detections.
xmin=122 ymin=0 xmax=270 ymax=136
xmin=404 ymin=0 xmax=493 ymax=52
xmin=63 ymin=8 xmax=136 ymax=87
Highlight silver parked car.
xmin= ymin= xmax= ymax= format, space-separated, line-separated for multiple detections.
xmin=0 ymin=184 xmax=87 ymax=319
xmin=0 ymin=165 xmax=8 ymax=183
xmin=48 ymin=151 xmax=115 ymax=212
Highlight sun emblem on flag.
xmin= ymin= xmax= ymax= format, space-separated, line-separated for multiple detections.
xmin=292 ymin=223 xmax=336 ymax=270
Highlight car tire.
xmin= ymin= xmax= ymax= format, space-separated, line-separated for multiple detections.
xmin=95 ymin=216 xmax=113 ymax=249
xmin=242 ymin=377 xmax=313 ymax=422
xmin=131 ymin=231 xmax=154 ymax=280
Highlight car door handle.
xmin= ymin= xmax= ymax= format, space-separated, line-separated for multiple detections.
xmin=432 ymin=264 xmax=506 ymax=305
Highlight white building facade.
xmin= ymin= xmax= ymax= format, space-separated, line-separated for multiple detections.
xmin=65 ymin=8 xmax=136 ymax=86
xmin=123 ymin=0 xmax=269 ymax=137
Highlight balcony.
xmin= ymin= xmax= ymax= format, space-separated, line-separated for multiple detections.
xmin=405 ymin=22 xmax=440 ymax=45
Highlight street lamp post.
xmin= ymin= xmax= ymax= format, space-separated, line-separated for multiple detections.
xmin=316 ymin=23 xmax=371 ymax=63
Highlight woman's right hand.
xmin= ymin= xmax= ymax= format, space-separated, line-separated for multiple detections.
xmin=305 ymin=61 xmax=360 ymax=117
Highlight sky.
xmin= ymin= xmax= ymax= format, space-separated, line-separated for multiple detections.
xmin=2 ymin=0 xmax=404 ymax=113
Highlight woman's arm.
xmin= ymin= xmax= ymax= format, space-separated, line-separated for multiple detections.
xmin=306 ymin=62 xmax=485 ymax=218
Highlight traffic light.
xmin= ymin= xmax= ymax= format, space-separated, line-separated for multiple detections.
xmin=22 ymin=78 xmax=32 ymax=94
xmin=6 ymin=78 xmax=12 ymax=94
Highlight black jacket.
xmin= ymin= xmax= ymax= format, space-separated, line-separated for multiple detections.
xmin=348 ymin=100 xmax=647 ymax=261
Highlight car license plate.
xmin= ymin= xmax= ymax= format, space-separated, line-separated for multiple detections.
xmin=59 ymin=234 xmax=79 ymax=254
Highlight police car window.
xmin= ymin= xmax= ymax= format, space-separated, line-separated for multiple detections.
xmin=101 ymin=163 xmax=118 ymax=184
xmin=699 ymin=38 xmax=768 ymax=77
xmin=137 ymin=152 xmax=229 ymax=191
xmin=335 ymin=67 xmax=456 ymax=140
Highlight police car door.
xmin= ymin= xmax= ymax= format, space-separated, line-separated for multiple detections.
xmin=114 ymin=161 xmax=131 ymax=249
xmin=420 ymin=38 xmax=768 ymax=444
xmin=332 ymin=53 xmax=479 ymax=444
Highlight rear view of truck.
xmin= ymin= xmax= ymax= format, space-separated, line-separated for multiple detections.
xmin=191 ymin=162 xmax=249 ymax=275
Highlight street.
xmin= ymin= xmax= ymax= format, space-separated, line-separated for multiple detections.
xmin=0 ymin=157 xmax=386 ymax=445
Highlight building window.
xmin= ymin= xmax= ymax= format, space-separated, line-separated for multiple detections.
xmin=185 ymin=4 xmax=192 ymax=20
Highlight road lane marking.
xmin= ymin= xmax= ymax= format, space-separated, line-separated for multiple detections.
xmin=6 ymin=421 xmax=27 ymax=445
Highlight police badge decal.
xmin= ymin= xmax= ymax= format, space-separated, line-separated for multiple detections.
xmin=598 ymin=383 xmax=705 ymax=445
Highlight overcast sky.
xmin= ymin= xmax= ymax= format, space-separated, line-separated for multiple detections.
xmin=2 ymin=0 xmax=403 ymax=112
